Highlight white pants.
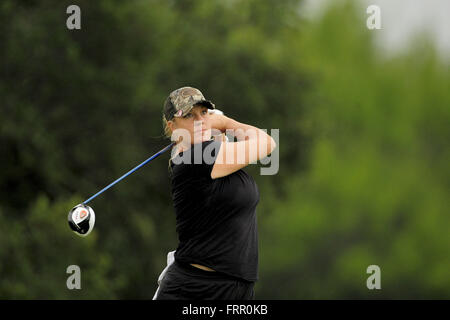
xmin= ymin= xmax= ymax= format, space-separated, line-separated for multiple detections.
xmin=152 ymin=250 xmax=176 ymax=300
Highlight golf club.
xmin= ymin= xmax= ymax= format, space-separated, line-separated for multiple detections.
xmin=68 ymin=108 xmax=224 ymax=237
xmin=68 ymin=142 xmax=175 ymax=236
xmin=83 ymin=142 xmax=176 ymax=205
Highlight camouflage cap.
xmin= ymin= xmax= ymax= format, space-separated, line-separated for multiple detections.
xmin=163 ymin=87 xmax=215 ymax=121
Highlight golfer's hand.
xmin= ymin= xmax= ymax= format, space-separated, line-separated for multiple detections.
xmin=208 ymin=111 xmax=228 ymax=134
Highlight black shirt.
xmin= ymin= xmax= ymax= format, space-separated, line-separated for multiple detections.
xmin=169 ymin=139 xmax=260 ymax=282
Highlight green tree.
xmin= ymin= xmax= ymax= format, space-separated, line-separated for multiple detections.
xmin=258 ymin=1 xmax=450 ymax=299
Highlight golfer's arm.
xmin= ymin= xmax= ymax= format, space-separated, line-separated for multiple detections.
xmin=224 ymin=116 xmax=275 ymax=144
xmin=211 ymin=115 xmax=276 ymax=179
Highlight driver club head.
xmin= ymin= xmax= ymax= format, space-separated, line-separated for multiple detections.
xmin=68 ymin=204 xmax=96 ymax=237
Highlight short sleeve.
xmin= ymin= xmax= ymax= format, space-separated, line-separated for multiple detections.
xmin=194 ymin=139 xmax=222 ymax=178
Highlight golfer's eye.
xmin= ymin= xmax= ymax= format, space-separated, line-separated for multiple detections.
xmin=202 ymin=110 xmax=208 ymax=115
xmin=184 ymin=113 xmax=193 ymax=118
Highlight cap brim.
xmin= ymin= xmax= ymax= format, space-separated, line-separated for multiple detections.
xmin=174 ymin=100 xmax=215 ymax=118
xmin=194 ymin=100 xmax=215 ymax=109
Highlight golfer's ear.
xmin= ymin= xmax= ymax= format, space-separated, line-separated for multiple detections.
xmin=167 ymin=120 xmax=174 ymax=132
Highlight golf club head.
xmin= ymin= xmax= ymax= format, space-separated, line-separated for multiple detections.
xmin=68 ymin=204 xmax=96 ymax=237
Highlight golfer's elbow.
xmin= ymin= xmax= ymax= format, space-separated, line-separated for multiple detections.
xmin=250 ymin=129 xmax=277 ymax=159
xmin=267 ymin=135 xmax=277 ymax=154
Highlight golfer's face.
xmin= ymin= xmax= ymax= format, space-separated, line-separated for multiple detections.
xmin=174 ymin=105 xmax=212 ymax=145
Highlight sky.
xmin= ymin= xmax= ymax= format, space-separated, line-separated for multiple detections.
xmin=301 ymin=0 xmax=450 ymax=60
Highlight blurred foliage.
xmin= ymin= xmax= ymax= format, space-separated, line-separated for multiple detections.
xmin=0 ymin=0 xmax=448 ymax=299
xmin=259 ymin=1 xmax=450 ymax=299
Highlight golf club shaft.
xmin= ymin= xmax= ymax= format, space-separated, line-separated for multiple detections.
xmin=83 ymin=142 xmax=176 ymax=205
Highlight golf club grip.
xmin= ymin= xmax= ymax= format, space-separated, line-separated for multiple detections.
xmin=83 ymin=142 xmax=175 ymax=204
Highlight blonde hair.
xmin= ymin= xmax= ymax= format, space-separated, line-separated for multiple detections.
xmin=162 ymin=114 xmax=172 ymax=140
xmin=162 ymin=114 xmax=178 ymax=174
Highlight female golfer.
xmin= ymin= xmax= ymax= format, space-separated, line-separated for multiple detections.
xmin=155 ymin=86 xmax=276 ymax=300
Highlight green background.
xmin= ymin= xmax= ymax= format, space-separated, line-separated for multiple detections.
xmin=1 ymin=0 xmax=448 ymax=299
